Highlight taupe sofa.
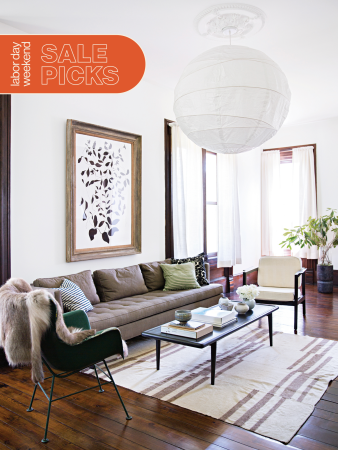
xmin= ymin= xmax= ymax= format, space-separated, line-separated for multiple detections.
xmin=33 ymin=260 xmax=223 ymax=341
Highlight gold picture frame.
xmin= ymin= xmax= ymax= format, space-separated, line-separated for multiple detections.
xmin=66 ymin=119 xmax=141 ymax=262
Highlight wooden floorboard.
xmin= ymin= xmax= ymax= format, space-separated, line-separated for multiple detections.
xmin=1 ymin=285 xmax=338 ymax=449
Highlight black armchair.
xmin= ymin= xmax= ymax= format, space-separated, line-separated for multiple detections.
xmin=27 ymin=301 xmax=132 ymax=443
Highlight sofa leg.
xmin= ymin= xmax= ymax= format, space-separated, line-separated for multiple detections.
xmin=302 ymin=299 xmax=306 ymax=317
xmin=294 ymin=304 xmax=298 ymax=334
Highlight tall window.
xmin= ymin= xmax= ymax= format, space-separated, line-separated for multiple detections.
xmin=165 ymin=120 xmax=241 ymax=291
xmin=279 ymin=150 xmax=293 ymax=255
xmin=205 ymin=151 xmax=218 ymax=255
xmin=261 ymin=144 xmax=317 ymax=258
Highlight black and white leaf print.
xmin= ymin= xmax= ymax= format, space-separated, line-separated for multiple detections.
xmin=89 ymin=228 xmax=97 ymax=241
xmin=78 ymin=140 xmax=131 ymax=245
xmin=108 ymin=227 xmax=119 ymax=236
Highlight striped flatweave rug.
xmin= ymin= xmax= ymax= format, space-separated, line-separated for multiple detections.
xmin=87 ymin=326 xmax=338 ymax=443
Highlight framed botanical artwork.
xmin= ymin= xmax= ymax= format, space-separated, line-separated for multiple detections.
xmin=66 ymin=119 xmax=141 ymax=262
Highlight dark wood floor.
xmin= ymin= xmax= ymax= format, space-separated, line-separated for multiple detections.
xmin=1 ymin=284 xmax=338 ymax=450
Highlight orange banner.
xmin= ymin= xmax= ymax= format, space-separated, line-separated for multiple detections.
xmin=0 ymin=35 xmax=145 ymax=93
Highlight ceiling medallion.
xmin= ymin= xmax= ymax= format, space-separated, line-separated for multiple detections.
xmin=194 ymin=3 xmax=266 ymax=40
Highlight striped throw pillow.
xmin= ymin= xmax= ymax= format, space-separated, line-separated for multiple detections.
xmin=160 ymin=262 xmax=201 ymax=291
xmin=57 ymin=279 xmax=93 ymax=312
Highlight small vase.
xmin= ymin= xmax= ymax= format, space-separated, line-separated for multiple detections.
xmin=235 ymin=302 xmax=249 ymax=314
xmin=218 ymin=296 xmax=230 ymax=309
xmin=243 ymin=298 xmax=256 ymax=310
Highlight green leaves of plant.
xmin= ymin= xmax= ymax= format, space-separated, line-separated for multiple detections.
xmin=280 ymin=208 xmax=338 ymax=264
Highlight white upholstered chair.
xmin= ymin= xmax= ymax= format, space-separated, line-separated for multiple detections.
xmin=243 ymin=256 xmax=307 ymax=332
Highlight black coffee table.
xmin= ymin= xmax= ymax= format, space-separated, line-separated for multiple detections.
xmin=141 ymin=304 xmax=279 ymax=385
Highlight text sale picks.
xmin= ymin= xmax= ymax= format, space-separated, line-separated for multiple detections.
xmin=1 ymin=35 xmax=145 ymax=94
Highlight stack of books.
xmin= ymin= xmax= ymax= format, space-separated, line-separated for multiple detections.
xmin=161 ymin=320 xmax=213 ymax=339
xmin=191 ymin=305 xmax=237 ymax=328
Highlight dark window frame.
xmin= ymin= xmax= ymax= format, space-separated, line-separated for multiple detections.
xmin=0 ymin=94 xmax=11 ymax=367
xmin=165 ymin=121 xmax=218 ymax=260
xmin=203 ymin=149 xmax=220 ymax=266
xmin=263 ymin=143 xmax=317 ymax=196
xmin=0 ymin=94 xmax=11 ymax=285
xmin=164 ymin=119 xmax=231 ymax=292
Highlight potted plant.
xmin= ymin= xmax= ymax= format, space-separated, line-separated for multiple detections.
xmin=280 ymin=208 xmax=338 ymax=293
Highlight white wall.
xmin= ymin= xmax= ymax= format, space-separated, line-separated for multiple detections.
xmin=233 ymin=147 xmax=261 ymax=275
xmin=11 ymin=80 xmax=175 ymax=281
xmin=262 ymin=116 xmax=338 ymax=268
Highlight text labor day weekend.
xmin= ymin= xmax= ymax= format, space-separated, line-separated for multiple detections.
xmin=11 ymin=42 xmax=31 ymax=86
xmin=1 ymin=35 xmax=145 ymax=94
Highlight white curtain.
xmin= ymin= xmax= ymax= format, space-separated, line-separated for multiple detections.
xmin=292 ymin=146 xmax=318 ymax=259
xmin=171 ymin=124 xmax=204 ymax=258
xmin=217 ymin=154 xmax=242 ymax=267
xmin=261 ymin=150 xmax=281 ymax=256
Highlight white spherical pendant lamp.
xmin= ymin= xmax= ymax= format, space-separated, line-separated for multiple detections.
xmin=174 ymin=45 xmax=291 ymax=154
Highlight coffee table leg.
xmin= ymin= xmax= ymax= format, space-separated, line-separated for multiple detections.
xmin=211 ymin=342 xmax=217 ymax=385
xmin=156 ymin=340 xmax=161 ymax=370
xmin=268 ymin=313 xmax=273 ymax=346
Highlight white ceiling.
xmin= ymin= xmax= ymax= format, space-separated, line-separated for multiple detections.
xmin=1 ymin=0 xmax=337 ymax=126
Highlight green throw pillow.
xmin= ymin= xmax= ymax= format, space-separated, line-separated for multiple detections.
xmin=160 ymin=262 xmax=201 ymax=291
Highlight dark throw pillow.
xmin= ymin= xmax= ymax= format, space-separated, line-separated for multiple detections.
xmin=171 ymin=252 xmax=209 ymax=286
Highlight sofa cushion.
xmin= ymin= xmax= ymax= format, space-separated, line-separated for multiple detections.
xmin=160 ymin=262 xmax=201 ymax=291
xmin=33 ymin=270 xmax=100 ymax=305
xmin=256 ymin=286 xmax=301 ymax=302
xmin=94 ymin=265 xmax=148 ymax=302
xmin=87 ymin=283 xmax=223 ymax=330
xmin=139 ymin=259 xmax=171 ymax=291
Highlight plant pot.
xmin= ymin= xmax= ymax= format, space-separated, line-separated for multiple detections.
xmin=317 ymin=264 xmax=333 ymax=294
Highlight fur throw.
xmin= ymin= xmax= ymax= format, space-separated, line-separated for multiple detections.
xmin=0 ymin=278 xmax=96 ymax=384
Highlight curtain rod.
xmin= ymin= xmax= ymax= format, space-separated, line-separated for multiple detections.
xmin=263 ymin=144 xmax=315 ymax=152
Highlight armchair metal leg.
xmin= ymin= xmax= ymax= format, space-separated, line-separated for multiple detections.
xmin=26 ymin=384 xmax=37 ymax=412
xmin=94 ymin=365 xmax=104 ymax=392
xmin=41 ymin=375 xmax=55 ymax=443
xmin=294 ymin=304 xmax=298 ymax=334
xmin=103 ymin=360 xmax=132 ymax=420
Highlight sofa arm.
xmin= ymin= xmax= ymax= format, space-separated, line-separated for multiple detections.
xmin=63 ymin=310 xmax=91 ymax=330
xmin=30 ymin=285 xmax=64 ymax=312
xmin=205 ymin=262 xmax=210 ymax=282
xmin=243 ymin=267 xmax=258 ymax=285
xmin=295 ymin=267 xmax=307 ymax=277
xmin=54 ymin=290 xmax=63 ymax=311
xmin=295 ymin=267 xmax=307 ymax=296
